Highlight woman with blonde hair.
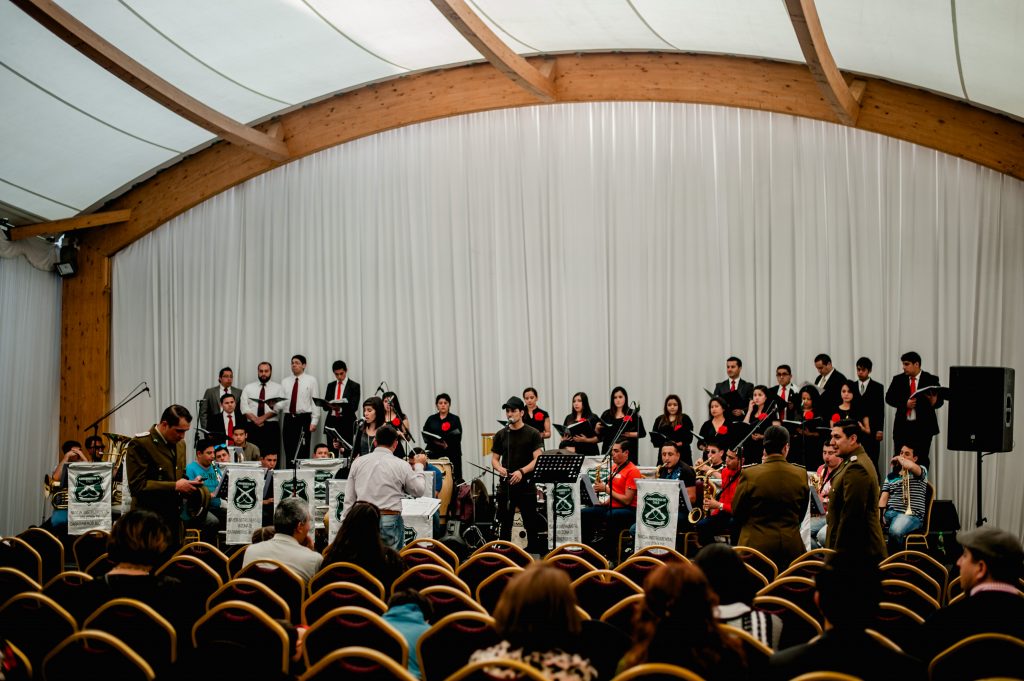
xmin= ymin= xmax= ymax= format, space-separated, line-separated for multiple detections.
xmin=469 ymin=563 xmax=597 ymax=680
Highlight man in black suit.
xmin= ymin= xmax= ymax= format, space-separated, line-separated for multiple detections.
xmin=772 ymin=364 xmax=798 ymax=421
xmin=714 ymin=356 xmax=754 ymax=419
xmin=855 ymin=356 xmax=886 ymax=470
xmin=813 ymin=353 xmax=847 ymax=415
xmin=323 ymin=360 xmax=360 ymax=455
xmin=207 ymin=393 xmax=241 ymax=442
xmin=885 ymin=351 xmax=943 ymax=467
xmin=199 ymin=367 xmax=242 ymax=430
xmin=768 ymin=552 xmax=925 ymax=680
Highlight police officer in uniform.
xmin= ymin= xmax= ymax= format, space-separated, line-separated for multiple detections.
xmin=126 ymin=404 xmax=203 ymax=547
xmin=825 ymin=419 xmax=887 ymax=563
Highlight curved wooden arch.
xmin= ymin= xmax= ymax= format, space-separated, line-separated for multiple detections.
xmin=59 ymin=52 xmax=1024 ymax=442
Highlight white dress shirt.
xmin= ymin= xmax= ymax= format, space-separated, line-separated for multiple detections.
xmin=241 ymin=380 xmax=285 ymax=422
xmin=280 ymin=373 xmax=321 ymax=426
xmin=342 ymin=446 xmax=425 ymax=517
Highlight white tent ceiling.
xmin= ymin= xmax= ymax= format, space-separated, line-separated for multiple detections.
xmin=1 ymin=0 xmax=1021 ymax=222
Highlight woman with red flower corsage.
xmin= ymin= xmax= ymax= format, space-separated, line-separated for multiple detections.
xmin=792 ymin=385 xmax=825 ymax=469
xmin=522 ymin=387 xmax=551 ymax=440
xmin=422 ymin=392 xmax=464 ymax=482
xmin=354 ymin=396 xmax=386 ymax=457
xmin=743 ymin=385 xmax=775 ymax=455
xmin=559 ymin=392 xmax=599 ymax=456
xmin=596 ymin=386 xmax=646 ymax=464
xmin=652 ymin=394 xmax=695 ymax=467
xmin=835 ymin=380 xmax=871 ymax=440
xmin=382 ymin=391 xmax=412 ymax=457
xmin=697 ymin=396 xmax=730 ymax=452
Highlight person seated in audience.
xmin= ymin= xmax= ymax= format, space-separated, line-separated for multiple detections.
xmin=918 ymin=526 xmax=1024 ymax=662
xmin=382 ymin=590 xmax=434 ymax=679
xmin=767 ymin=552 xmax=925 ymax=680
xmin=694 ymin=543 xmax=782 ymax=650
xmin=879 ymin=443 xmax=929 ymax=554
xmin=470 ymin=563 xmax=597 ymax=681
xmin=618 ymin=562 xmax=746 ymax=680
xmin=81 ymin=510 xmax=192 ymax=631
xmin=321 ymin=500 xmax=404 ymax=594
xmin=242 ymin=497 xmax=323 ymax=584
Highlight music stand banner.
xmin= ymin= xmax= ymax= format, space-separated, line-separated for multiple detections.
xmin=273 ymin=470 xmax=316 ymax=516
xmin=225 ymin=465 xmax=265 ymax=545
xmin=119 ymin=457 xmax=132 ymax=515
xmin=299 ymin=459 xmax=346 ymax=528
xmin=635 ymin=480 xmax=679 ymax=550
xmin=546 ymin=482 xmax=582 ymax=549
xmin=67 ymin=462 xmax=113 ymax=535
xmin=327 ymin=479 xmax=347 ymax=545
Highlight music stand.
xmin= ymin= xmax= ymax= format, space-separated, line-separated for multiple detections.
xmin=533 ymin=451 xmax=585 ymax=550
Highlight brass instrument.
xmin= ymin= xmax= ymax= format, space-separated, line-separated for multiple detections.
xmin=809 ymin=470 xmax=822 ymax=494
xmin=103 ymin=433 xmax=134 ymax=506
xmin=901 ymin=467 xmax=913 ymax=515
xmin=688 ymin=473 xmax=719 ymax=524
xmin=44 ymin=474 xmax=68 ymax=510
xmin=184 ymin=484 xmax=212 ymax=519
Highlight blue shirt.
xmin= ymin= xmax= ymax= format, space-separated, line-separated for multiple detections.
xmin=382 ymin=603 xmax=431 ymax=678
xmin=185 ymin=461 xmax=222 ymax=508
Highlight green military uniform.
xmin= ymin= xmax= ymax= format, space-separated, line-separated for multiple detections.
xmin=732 ymin=454 xmax=809 ymax=571
xmin=126 ymin=425 xmax=188 ymax=542
xmin=825 ymin=445 xmax=886 ymax=562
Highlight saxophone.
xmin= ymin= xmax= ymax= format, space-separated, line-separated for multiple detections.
xmin=687 ymin=472 xmax=719 ymax=524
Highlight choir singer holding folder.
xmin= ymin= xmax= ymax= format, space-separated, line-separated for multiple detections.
xmin=885 ymin=351 xmax=944 ymax=467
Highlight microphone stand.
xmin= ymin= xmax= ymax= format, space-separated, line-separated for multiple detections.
xmin=734 ymin=401 xmax=780 ymax=460
xmin=290 ymin=430 xmax=305 ymax=494
xmin=84 ymin=381 xmax=149 ymax=436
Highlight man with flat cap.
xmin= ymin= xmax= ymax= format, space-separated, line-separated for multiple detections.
xmin=491 ymin=396 xmax=544 ymax=554
xmin=918 ymin=526 xmax=1024 ymax=661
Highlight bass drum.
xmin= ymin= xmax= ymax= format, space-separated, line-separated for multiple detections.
xmin=433 ymin=457 xmax=454 ymax=522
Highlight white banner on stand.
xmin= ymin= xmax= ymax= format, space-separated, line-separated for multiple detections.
xmin=299 ymin=459 xmax=346 ymax=528
xmin=546 ymin=482 xmax=582 ymax=549
xmin=68 ymin=462 xmax=113 ymax=535
xmin=225 ymin=465 xmax=266 ymax=545
xmin=273 ymin=470 xmax=316 ymax=516
xmin=634 ymin=479 xmax=680 ymax=550
xmin=327 ymin=479 xmax=348 ymax=545
xmin=119 ymin=457 xmax=132 ymax=516
xmin=402 ymin=497 xmax=441 ymax=543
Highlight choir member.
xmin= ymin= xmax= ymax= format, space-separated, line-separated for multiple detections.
xmin=559 ymin=392 xmax=600 ymax=456
xmin=596 ymin=386 xmax=646 ymax=464
xmin=652 ymin=394 xmax=696 ymax=467
xmin=522 ymin=387 xmax=551 ymax=440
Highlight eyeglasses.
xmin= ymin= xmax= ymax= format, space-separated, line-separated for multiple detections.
xmin=776 ymin=372 xmax=790 ymax=376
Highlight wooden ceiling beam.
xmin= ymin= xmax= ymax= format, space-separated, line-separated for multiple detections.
xmin=785 ymin=0 xmax=864 ymax=126
xmin=430 ymin=0 xmax=557 ymax=102
xmin=9 ymin=209 xmax=132 ymax=241
xmin=12 ymin=0 xmax=290 ymax=162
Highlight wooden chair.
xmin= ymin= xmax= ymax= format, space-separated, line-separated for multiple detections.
xmin=0 ymin=592 xmax=77 ymax=668
xmin=864 ymin=628 xmax=904 ymax=652
xmin=545 ymin=543 xmax=609 ymax=570
xmin=300 ymin=646 xmax=419 ymax=681
xmin=752 ymin=595 xmax=822 ymax=649
xmin=456 ymin=552 xmax=519 ymax=595
xmin=17 ymin=528 xmax=64 ymax=584
xmin=303 ymin=582 xmax=387 ymax=625
xmin=155 ymin=555 xmax=223 ymax=604
xmin=879 ymin=579 xmax=940 ymax=620
xmin=791 ymin=548 xmax=835 ymax=565
xmin=0 ymin=537 xmax=42 ymax=585
xmin=72 ymin=530 xmax=109 ymax=573
xmin=632 ymin=545 xmax=688 ymax=564
xmin=418 ymin=585 xmax=487 ymax=619
xmin=788 ymin=673 xmax=863 ymax=681
xmin=757 ymin=577 xmax=819 ymax=622
xmin=84 ymin=552 xmax=117 ymax=578
xmin=0 ymin=566 xmax=40 ymax=608
xmin=308 ymin=561 xmax=386 ymax=600
xmin=870 ymin=602 xmax=924 ymax=653
xmin=84 ymin=597 xmax=177 ymax=671
xmin=417 ymin=611 xmax=498 ymax=681
xmin=902 ymin=482 xmax=935 ymax=551
xmin=945 ymin=575 xmax=964 ymax=604
xmin=172 ymin=541 xmax=230 ymax=582
xmin=777 ymin=560 xmax=827 ymax=581
xmin=1 ymin=640 xmax=31 ymax=681
xmin=400 ymin=547 xmax=455 ymax=573
xmin=744 ymin=562 xmax=770 ymax=589
xmin=42 ymin=571 xmax=94 ymax=624
xmin=543 ymin=553 xmax=597 ymax=582
xmin=234 ymin=559 xmax=305 ymax=624
xmin=928 ymin=632 xmax=1024 ymax=681
xmin=475 ymin=566 xmax=524 ymax=613
xmin=719 ymin=623 xmax=773 ymax=671
xmin=192 ymin=601 xmax=289 ymax=676
xmin=609 ymin=662 xmax=707 ymax=681
xmin=571 ymin=570 xmax=643 ymax=619
xmin=42 ymin=630 xmax=155 ymax=681
xmin=881 ymin=550 xmax=948 ymax=600
xmin=226 ymin=544 xmax=247 ymax=577
xmin=878 ymin=562 xmax=942 ymax=603
xmin=207 ymin=578 xmax=291 ymax=622
xmin=302 ymin=606 xmax=407 ymax=668
xmin=600 ymin=593 xmax=644 ymax=633
xmin=614 ymin=555 xmax=665 ymax=588
xmin=734 ymin=546 xmax=778 ymax=583
xmin=447 ymin=658 xmax=549 ymax=681
xmin=403 ymin=538 xmax=460 ymax=571
xmin=392 ymin=563 xmax=471 ymax=596
xmin=473 ymin=540 xmax=533 ymax=567
xmin=579 ymin=618 xmax=632 ymax=680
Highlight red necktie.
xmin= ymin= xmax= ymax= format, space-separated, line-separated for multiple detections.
xmin=335 ymin=381 xmax=342 ymax=400
xmin=730 ymin=380 xmax=736 ymax=392
xmin=289 ymin=379 xmax=299 ymax=414
xmin=257 ymin=385 xmax=266 ymax=416
xmin=227 ymin=414 xmax=234 ymax=435
xmin=779 ymin=387 xmax=786 ymax=400
xmin=907 ymin=375 xmax=916 ymax=417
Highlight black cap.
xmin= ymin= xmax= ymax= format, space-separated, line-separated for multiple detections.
xmin=502 ymin=396 xmax=525 ymax=411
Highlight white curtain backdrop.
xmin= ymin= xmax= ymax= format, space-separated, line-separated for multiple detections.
xmin=111 ymin=101 xmax=1024 ymax=538
xmin=0 ymin=253 xmax=61 ymax=535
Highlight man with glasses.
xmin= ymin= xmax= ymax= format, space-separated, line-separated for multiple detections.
xmin=773 ymin=365 xmax=797 ymax=421
xmin=84 ymin=435 xmax=105 ymax=461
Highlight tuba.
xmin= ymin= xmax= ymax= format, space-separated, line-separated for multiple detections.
xmin=103 ymin=433 xmax=133 ymax=506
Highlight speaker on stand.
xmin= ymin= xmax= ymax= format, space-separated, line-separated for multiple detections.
xmin=946 ymin=366 xmax=1015 ymax=527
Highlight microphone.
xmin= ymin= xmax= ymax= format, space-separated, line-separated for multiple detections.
xmin=143 ymin=384 xmax=151 ymax=395
xmin=375 ymin=381 xmax=386 ymax=395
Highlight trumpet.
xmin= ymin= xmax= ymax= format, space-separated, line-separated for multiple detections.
xmin=901 ymin=467 xmax=913 ymax=515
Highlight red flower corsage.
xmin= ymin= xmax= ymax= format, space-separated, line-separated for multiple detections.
xmin=534 ymin=412 xmax=545 ymax=422
xmin=831 ymin=413 xmax=841 ymax=424
xmin=576 ymin=417 xmax=586 ymax=423
xmin=804 ymin=410 xmax=815 ymax=421
xmin=717 ymin=425 xmax=728 ymax=435
xmin=673 ymin=424 xmax=683 ymax=431
xmin=391 ymin=417 xmax=401 ymax=427
xmin=623 ymin=415 xmax=633 ymax=423
xmin=757 ymin=413 xmax=768 ymax=421
xmin=441 ymin=422 xmax=451 ymax=432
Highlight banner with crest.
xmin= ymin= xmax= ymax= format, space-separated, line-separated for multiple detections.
xmin=634 ymin=479 xmax=680 ymax=550
xmin=298 ymin=459 xmax=346 ymax=528
xmin=225 ymin=465 xmax=265 ymax=544
xmin=327 ymin=479 xmax=347 ymax=545
xmin=273 ymin=470 xmax=316 ymax=517
xmin=67 ymin=462 xmax=113 ymax=535
xmin=545 ymin=482 xmax=582 ymax=549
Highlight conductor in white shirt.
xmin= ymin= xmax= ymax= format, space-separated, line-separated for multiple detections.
xmin=242 ymin=496 xmax=323 ymax=584
xmin=342 ymin=425 xmax=426 ymax=550
xmin=280 ymin=354 xmax=320 ymax=467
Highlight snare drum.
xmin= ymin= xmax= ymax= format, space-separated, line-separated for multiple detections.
xmin=433 ymin=457 xmax=454 ymax=520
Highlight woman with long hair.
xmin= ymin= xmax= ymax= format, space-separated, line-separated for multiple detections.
xmin=382 ymin=390 xmax=412 ymax=456
xmin=619 ymin=562 xmax=746 ymax=680
xmin=322 ymin=501 xmax=403 ymax=592
xmin=652 ymin=394 xmax=695 ymax=467
xmin=559 ymin=392 xmax=599 ymax=456
xmin=353 ymin=396 xmax=386 ymax=457
xmin=694 ymin=543 xmax=783 ymax=650
xmin=523 ymin=387 xmax=551 ymax=440
xmin=793 ymin=385 xmax=825 ymax=470
xmin=834 ymin=380 xmax=871 ymax=438
xmin=596 ymin=386 xmax=646 ymax=464
xmin=469 ymin=563 xmax=597 ymax=680
xmin=698 ymin=396 xmax=730 ymax=452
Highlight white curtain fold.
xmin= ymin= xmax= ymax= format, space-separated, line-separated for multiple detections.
xmin=111 ymin=102 xmax=1024 ymax=538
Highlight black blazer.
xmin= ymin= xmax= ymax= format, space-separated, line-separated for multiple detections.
xmin=815 ymin=370 xmax=847 ymax=415
xmin=885 ymin=371 xmax=943 ymax=441
xmin=860 ymin=378 xmax=885 ymax=435
xmin=714 ymin=378 xmax=754 ymax=416
xmin=207 ymin=410 xmax=241 ymax=439
xmin=323 ymin=379 xmax=361 ymax=443
xmin=769 ymin=385 xmax=798 ymax=420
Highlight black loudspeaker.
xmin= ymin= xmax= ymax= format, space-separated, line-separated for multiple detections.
xmin=947 ymin=366 xmax=1015 ymax=452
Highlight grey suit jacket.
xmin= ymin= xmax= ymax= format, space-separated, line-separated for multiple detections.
xmin=200 ymin=385 xmax=242 ymax=429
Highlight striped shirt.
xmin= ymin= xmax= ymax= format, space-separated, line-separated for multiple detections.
xmin=882 ymin=466 xmax=928 ymax=519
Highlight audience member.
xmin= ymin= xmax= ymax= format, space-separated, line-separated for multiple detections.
xmin=694 ymin=543 xmax=782 ymax=650
xmin=322 ymin=501 xmax=404 ymax=594
xmin=470 ymin=563 xmax=597 ymax=681
xmin=768 ymin=552 xmax=925 ymax=680
xmin=619 ymin=562 xmax=746 ymax=680
xmin=879 ymin=443 xmax=929 ymax=554
xmin=242 ymin=497 xmax=323 ymax=583
xmin=382 ymin=590 xmax=434 ymax=679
